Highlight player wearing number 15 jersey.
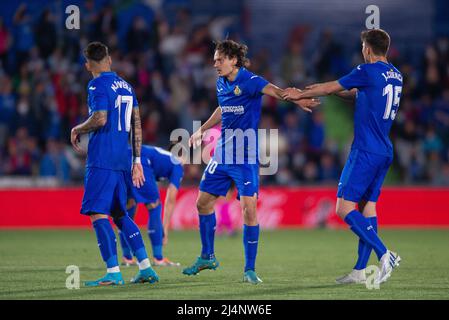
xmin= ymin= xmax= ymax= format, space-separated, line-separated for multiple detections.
xmin=283 ymin=29 xmax=402 ymax=286
xmin=70 ymin=42 xmax=158 ymax=286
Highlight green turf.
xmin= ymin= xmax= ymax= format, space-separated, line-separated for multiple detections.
xmin=0 ymin=229 xmax=448 ymax=300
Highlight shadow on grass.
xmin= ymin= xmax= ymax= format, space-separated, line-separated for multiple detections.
xmin=0 ymin=277 xmax=232 ymax=299
xmin=209 ymin=283 xmax=343 ymax=299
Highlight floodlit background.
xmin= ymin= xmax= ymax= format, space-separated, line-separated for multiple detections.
xmin=0 ymin=0 xmax=448 ymax=300
xmin=0 ymin=0 xmax=448 ymax=188
xmin=1 ymin=0 xmax=448 ymax=228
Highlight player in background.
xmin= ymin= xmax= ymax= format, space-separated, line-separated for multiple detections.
xmin=282 ymin=29 xmax=402 ymax=285
xmin=70 ymin=42 xmax=159 ymax=286
xmin=183 ymin=40 xmax=320 ymax=284
xmin=120 ymin=144 xmax=183 ymax=267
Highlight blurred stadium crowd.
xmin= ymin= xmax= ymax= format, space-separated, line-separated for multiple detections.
xmin=0 ymin=1 xmax=448 ymax=186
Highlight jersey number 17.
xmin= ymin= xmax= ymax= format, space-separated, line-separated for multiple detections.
xmin=115 ymin=95 xmax=133 ymax=132
xmin=383 ymin=84 xmax=402 ymax=120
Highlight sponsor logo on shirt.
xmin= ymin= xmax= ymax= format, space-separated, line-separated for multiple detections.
xmin=220 ymin=105 xmax=244 ymax=115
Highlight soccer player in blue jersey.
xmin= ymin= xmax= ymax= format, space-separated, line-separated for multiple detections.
xmin=282 ymin=29 xmax=402 ymax=285
xmin=70 ymin=42 xmax=159 ymax=286
xmin=120 ymin=144 xmax=183 ymax=267
xmin=183 ymin=40 xmax=320 ymax=284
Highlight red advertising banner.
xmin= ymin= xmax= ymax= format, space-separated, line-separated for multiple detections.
xmin=0 ymin=187 xmax=448 ymax=228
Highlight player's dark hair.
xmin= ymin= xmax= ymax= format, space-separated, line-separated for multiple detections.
xmin=214 ymin=40 xmax=249 ymax=68
xmin=83 ymin=41 xmax=109 ymax=62
xmin=361 ymin=29 xmax=390 ymax=56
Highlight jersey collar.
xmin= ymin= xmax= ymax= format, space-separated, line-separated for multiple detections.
xmin=99 ymin=71 xmax=116 ymax=77
xmin=376 ymin=61 xmax=391 ymax=67
xmin=227 ymin=67 xmax=245 ymax=84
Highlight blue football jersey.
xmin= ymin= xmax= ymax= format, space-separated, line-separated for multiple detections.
xmin=128 ymin=145 xmax=181 ymax=180
xmin=214 ymin=67 xmax=269 ymax=164
xmin=86 ymin=72 xmax=138 ymax=171
xmin=338 ymin=61 xmax=403 ymax=156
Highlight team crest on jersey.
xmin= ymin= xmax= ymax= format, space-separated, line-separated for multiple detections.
xmin=233 ymin=85 xmax=242 ymax=96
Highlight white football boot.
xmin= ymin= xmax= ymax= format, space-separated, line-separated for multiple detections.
xmin=336 ymin=269 xmax=367 ymax=284
xmin=377 ymin=250 xmax=401 ymax=284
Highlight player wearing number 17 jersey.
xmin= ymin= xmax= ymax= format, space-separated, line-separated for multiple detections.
xmin=283 ymin=29 xmax=402 ymax=286
xmin=70 ymin=42 xmax=158 ymax=286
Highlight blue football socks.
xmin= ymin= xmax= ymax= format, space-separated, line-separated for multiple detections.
xmin=118 ymin=230 xmax=133 ymax=260
xmin=114 ymin=215 xmax=148 ymax=263
xmin=354 ymin=216 xmax=378 ymax=270
xmin=118 ymin=205 xmax=138 ymax=260
xmin=344 ymin=210 xmax=386 ymax=260
xmin=127 ymin=205 xmax=137 ymax=220
xmin=92 ymin=218 xmax=119 ymax=269
xmin=148 ymin=204 xmax=163 ymax=260
xmin=199 ymin=213 xmax=216 ymax=260
xmin=243 ymin=224 xmax=260 ymax=272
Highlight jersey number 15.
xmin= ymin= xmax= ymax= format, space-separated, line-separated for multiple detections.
xmin=383 ymin=84 xmax=402 ymax=120
xmin=115 ymin=95 xmax=133 ymax=132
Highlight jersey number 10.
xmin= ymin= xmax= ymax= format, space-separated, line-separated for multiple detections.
xmin=382 ymin=84 xmax=402 ymax=120
xmin=115 ymin=95 xmax=133 ymax=132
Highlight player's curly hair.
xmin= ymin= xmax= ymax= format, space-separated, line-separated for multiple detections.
xmin=214 ymin=40 xmax=250 ymax=68
xmin=361 ymin=29 xmax=390 ymax=56
xmin=84 ymin=41 xmax=109 ymax=62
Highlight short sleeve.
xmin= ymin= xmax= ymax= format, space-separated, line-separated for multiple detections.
xmin=338 ymin=65 xmax=371 ymax=90
xmin=247 ymin=74 xmax=269 ymax=97
xmin=133 ymin=91 xmax=138 ymax=108
xmin=89 ymin=84 xmax=109 ymax=112
xmin=169 ymin=163 xmax=183 ymax=189
xmin=141 ymin=145 xmax=151 ymax=160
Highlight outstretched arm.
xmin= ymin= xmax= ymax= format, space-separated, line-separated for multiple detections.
xmin=162 ymin=184 xmax=178 ymax=245
xmin=261 ymin=83 xmax=285 ymax=100
xmin=131 ymin=106 xmax=145 ymax=188
xmin=70 ymin=111 xmax=107 ymax=153
xmin=262 ymin=83 xmax=320 ymax=112
xmin=334 ymin=89 xmax=357 ymax=101
xmin=189 ymin=107 xmax=222 ymax=149
xmin=282 ymin=81 xmax=345 ymax=100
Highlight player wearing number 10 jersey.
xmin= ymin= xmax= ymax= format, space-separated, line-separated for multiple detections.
xmin=70 ymin=42 xmax=158 ymax=286
xmin=183 ymin=40 xmax=319 ymax=284
xmin=283 ymin=29 xmax=402 ymax=286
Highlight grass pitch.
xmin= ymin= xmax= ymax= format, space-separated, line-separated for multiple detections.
xmin=0 ymin=228 xmax=448 ymax=300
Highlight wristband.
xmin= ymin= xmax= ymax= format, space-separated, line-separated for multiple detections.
xmin=133 ymin=157 xmax=141 ymax=164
